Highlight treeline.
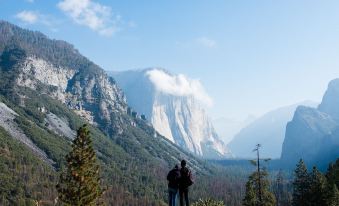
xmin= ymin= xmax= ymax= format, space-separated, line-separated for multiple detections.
xmin=292 ymin=159 xmax=339 ymax=206
xmin=242 ymin=157 xmax=339 ymax=206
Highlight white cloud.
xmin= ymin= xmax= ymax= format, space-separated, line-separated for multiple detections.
xmin=15 ymin=11 xmax=38 ymax=24
xmin=57 ymin=0 xmax=121 ymax=36
xmin=15 ymin=10 xmax=59 ymax=31
xmin=196 ymin=37 xmax=217 ymax=48
xmin=146 ymin=69 xmax=213 ymax=107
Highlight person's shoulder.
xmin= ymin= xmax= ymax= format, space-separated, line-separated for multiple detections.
xmin=180 ymin=167 xmax=189 ymax=173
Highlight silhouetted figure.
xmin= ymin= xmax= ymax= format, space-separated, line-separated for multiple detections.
xmin=167 ymin=164 xmax=181 ymax=206
xmin=179 ymin=160 xmax=193 ymax=206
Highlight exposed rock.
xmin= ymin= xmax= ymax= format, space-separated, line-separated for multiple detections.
xmin=110 ymin=69 xmax=232 ymax=159
xmin=281 ymin=79 xmax=339 ymax=169
xmin=15 ymin=56 xmax=127 ymax=131
xmin=0 ymin=102 xmax=55 ymax=166
xmin=45 ymin=112 xmax=76 ymax=139
xmin=17 ymin=57 xmax=76 ymax=102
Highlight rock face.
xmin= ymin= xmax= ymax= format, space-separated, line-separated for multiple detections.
xmin=0 ymin=102 xmax=54 ymax=165
xmin=17 ymin=57 xmax=76 ymax=102
xmin=281 ymin=79 xmax=339 ymax=169
xmin=0 ymin=21 xmax=213 ymax=203
xmin=111 ymin=69 xmax=232 ymax=159
xmin=0 ymin=20 xmax=209 ymax=172
xmin=0 ymin=20 xmax=128 ymax=136
xmin=228 ymin=101 xmax=316 ymax=159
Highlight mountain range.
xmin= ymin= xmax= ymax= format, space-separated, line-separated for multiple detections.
xmin=0 ymin=20 xmax=212 ymax=205
xmin=228 ymin=101 xmax=316 ymax=159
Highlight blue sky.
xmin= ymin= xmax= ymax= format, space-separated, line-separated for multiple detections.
xmin=2 ymin=0 xmax=339 ymax=120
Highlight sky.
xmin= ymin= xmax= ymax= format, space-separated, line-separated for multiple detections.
xmin=2 ymin=0 xmax=339 ymax=121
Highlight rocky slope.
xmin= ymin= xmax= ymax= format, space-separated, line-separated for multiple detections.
xmin=281 ymin=79 xmax=339 ymax=169
xmin=111 ymin=69 xmax=232 ymax=159
xmin=0 ymin=21 xmax=211 ymax=205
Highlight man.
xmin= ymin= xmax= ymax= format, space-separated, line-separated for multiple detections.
xmin=179 ymin=160 xmax=193 ymax=206
xmin=167 ymin=164 xmax=181 ymax=206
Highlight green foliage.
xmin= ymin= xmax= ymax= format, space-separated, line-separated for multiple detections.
xmin=57 ymin=125 xmax=103 ymax=206
xmin=326 ymin=159 xmax=339 ymax=206
xmin=309 ymin=166 xmax=327 ymax=205
xmin=292 ymin=159 xmax=310 ymax=206
xmin=326 ymin=183 xmax=339 ymax=206
xmin=0 ymin=21 xmax=280 ymax=206
xmin=0 ymin=21 xmax=97 ymax=72
xmin=14 ymin=114 xmax=70 ymax=167
xmin=243 ymin=180 xmax=256 ymax=206
xmin=327 ymin=159 xmax=339 ymax=188
xmin=291 ymin=158 xmax=339 ymax=206
xmin=242 ymin=169 xmax=276 ymax=206
xmin=191 ymin=198 xmax=224 ymax=206
xmin=0 ymin=126 xmax=56 ymax=206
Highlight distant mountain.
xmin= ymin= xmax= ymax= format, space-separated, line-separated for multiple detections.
xmin=110 ymin=69 xmax=232 ymax=159
xmin=0 ymin=21 xmax=210 ymax=204
xmin=213 ymin=116 xmax=255 ymax=144
xmin=281 ymin=79 xmax=339 ymax=169
xmin=228 ymin=101 xmax=316 ymax=159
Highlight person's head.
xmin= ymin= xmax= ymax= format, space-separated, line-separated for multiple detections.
xmin=181 ymin=159 xmax=186 ymax=168
xmin=174 ymin=164 xmax=179 ymax=169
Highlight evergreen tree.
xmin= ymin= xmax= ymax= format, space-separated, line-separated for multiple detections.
xmin=326 ymin=183 xmax=339 ymax=206
xmin=292 ymin=159 xmax=311 ymax=206
xmin=327 ymin=159 xmax=339 ymax=188
xmin=243 ymin=169 xmax=276 ymax=206
xmin=326 ymin=158 xmax=339 ymax=206
xmin=309 ymin=166 xmax=327 ymax=205
xmin=243 ymin=145 xmax=276 ymax=206
xmin=243 ymin=176 xmax=257 ymax=206
xmin=56 ymin=124 xmax=103 ymax=206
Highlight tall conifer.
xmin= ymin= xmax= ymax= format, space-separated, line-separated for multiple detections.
xmin=309 ymin=166 xmax=327 ymax=205
xmin=56 ymin=124 xmax=103 ymax=206
xmin=292 ymin=159 xmax=310 ymax=206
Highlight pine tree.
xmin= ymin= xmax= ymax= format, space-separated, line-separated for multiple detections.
xmin=292 ymin=159 xmax=311 ymax=206
xmin=56 ymin=124 xmax=103 ymax=206
xmin=309 ymin=166 xmax=327 ymax=205
xmin=243 ymin=144 xmax=276 ymax=206
xmin=243 ymin=176 xmax=257 ymax=206
xmin=326 ymin=183 xmax=339 ymax=206
xmin=326 ymin=158 xmax=339 ymax=206
xmin=327 ymin=159 xmax=339 ymax=188
xmin=243 ymin=169 xmax=276 ymax=206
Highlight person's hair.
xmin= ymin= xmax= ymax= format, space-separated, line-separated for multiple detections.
xmin=174 ymin=164 xmax=179 ymax=169
xmin=181 ymin=159 xmax=186 ymax=167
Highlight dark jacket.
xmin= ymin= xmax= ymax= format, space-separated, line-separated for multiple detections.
xmin=179 ymin=167 xmax=193 ymax=189
xmin=167 ymin=168 xmax=181 ymax=189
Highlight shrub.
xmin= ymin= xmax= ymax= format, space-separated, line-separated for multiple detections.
xmin=192 ymin=198 xmax=224 ymax=206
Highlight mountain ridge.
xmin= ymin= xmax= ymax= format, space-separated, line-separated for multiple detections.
xmin=228 ymin=101 xmax=317 ymax=158
xmin=0 ymin=20 xmax=215 ymax=205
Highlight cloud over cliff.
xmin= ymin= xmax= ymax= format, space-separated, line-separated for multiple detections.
xmin=146 ymin=69 xmax=213 ymax=106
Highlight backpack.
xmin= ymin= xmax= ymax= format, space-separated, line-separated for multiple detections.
xmin=181 ymin=168 xmax=194 ymax=187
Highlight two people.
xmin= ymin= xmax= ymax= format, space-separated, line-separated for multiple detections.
xmin=167 ymin=159 xmax=194 ymax=206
